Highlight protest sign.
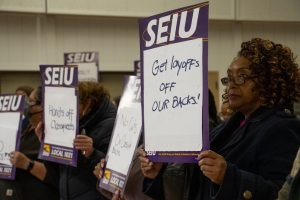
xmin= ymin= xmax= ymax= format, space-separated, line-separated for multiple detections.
xmin=0 ymin=94 xmax=24 ymax=179
xmin=139 ymin=2 xmax=209 ymax=163
xmin=39 ymin=65 xmax=79 ymax=166
xmin=65 ymin=52 xmax=99 ymax=82
xmin=100 ymin=76 xmax=142 ymax=195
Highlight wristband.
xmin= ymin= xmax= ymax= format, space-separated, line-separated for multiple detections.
xmin=26 ymin=160 xmax=35 ymax=172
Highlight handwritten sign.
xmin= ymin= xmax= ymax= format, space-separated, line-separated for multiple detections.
xmin=39 ymin=65 xmax=79 ymax=166
xmin=64 ymin=51 xmax=99 ymax=82
xmin=139 ymin=2 xmax=209 ymax=163
xmin=99 ymin=76 xmax=142 ymax=195
xmin=0 ymin=94 xmax=24 ymax=180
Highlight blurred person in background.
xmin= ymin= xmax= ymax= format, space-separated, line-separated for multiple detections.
xmin=36 ymin=81 xmax=117 ymax=200
xmin=208 ymin=89 xmax=222 ymax=130
xmin=15 ymin=85 xmax=34 ymax=130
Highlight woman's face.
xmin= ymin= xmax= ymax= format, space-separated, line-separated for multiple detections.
xmin=28 ymin=89 xmax=43 ymax=128
xmin=226 ymin=56 xmax=261 ymax=117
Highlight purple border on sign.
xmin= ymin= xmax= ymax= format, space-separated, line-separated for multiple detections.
xmin=38 ymin=65 xmax=79 ymax=167
xmin=99 ymin=168 xmax=127 ymax=196
xmin=98 ymin=76 xmax=142 ymax=195
xmin=134 ymin=60 xmax=141 ymax=77
xmin=0 ymin=94 xmax=25 ymax=179
xmin=64 ymin=51 xmax=99 ymax=81
xmin=139 ymin=2 xmax=209 ymax=163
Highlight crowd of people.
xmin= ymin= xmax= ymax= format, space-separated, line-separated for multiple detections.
xmin=1 ymin=38 xmax=300 ymax=200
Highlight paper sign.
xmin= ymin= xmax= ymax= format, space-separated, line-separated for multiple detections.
xmin=139 ymin=2 xmax=209 ymax=163
xmin=0 ymin=94 xmax=24 ymax=179
xmin=39 ymin=65 xmax=79 ymax=166
xmin=99 ymin=76 xmax=142 ymax=195
xmin=64 ymin=52 xmax=99 ymax=82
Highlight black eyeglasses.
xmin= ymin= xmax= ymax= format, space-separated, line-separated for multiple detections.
xmin=221 ymin=75 xmax=256 ymax=86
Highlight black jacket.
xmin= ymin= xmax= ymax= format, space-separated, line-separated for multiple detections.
xmin=144 ymin=107 xmax=300 ymax=200
xmin=59 ymin=97 xmax=116 ymax=200
xmin=0 ymin=127 xmax=59 ymax=200
xmin=287 ymin=166 xmax=300 ymax=200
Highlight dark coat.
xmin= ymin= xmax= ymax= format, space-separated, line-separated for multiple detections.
xmin=144 ymin=107 xmax=300 ymax=200
xmin=287 ymin=166 xmax=300 ymax=200
xmin=59 ymin=97 xmax=116 ymax=200
xmin=0 ymin=127 xmax=59 ymax=200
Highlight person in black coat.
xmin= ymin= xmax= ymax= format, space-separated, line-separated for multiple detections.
xmin=139 ymin=38 xmax=300 ymax=200
xmin=38 ymin=81 xmax=117 ymax=200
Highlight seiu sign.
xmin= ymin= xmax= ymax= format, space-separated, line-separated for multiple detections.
xmin=44 ymin=67 xmax=75 ymax=86
xmin=66 ymin=52 xmax=96 ymax=63
xmin=144 ymin=7 xmax=200 ymax=48
xmin=0 ymin=95 xmax=23 ymax=112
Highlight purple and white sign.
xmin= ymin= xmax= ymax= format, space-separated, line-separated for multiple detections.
xmin=99 ymin=76 xmax=142 ymax=195
xmin=134 ymin=60 xmax=141 ymax=77
xmin=139 ymin=2 xmax=209 ymax=163
xmin=39 ymin=65 xmax=79 ymax=166
xmin=64 ymin=52 xmax=99 ymax=82
xmin=0 ymin=94 xmax=24 ymax=179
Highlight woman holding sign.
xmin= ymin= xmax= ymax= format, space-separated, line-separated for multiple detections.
xmin=0 ymin=87 xmax=60 ymax=200
xmin=139 ymin=38 xmax=300 ymax=200
xmin=38 ymin=81 xmax=117 ymax=200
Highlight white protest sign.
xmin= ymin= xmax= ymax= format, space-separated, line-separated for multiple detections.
xmin=65 ymin=52 xmax=99 ymax=82
xmin=100 ymin=76 xmax=142 ymax=195
xmin=0 ymin=94 xmax=24 ymax=179
xmin=0 ymin=114 xmax=20 ymax=166
xmin=139 ymin=2 xmax=209 ymax=163
xmin=44 ymin=87 xmax=77 ymax=148
xmin=144 ymin=39 xmax=203 ymax=151
xmin=39 ymin=65 xmax=79 ymax=166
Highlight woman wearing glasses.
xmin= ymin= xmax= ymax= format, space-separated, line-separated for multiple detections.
xmin=0 ymin=87 xmax=59 ymax=200
xmin=139 ymin=38 xmax=300 ymax=200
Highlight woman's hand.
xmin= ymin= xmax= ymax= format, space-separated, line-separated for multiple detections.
xmin=138 ymin=148 xmax=163 ymax=179
xmin=198 ymin=150 xmax=227 ymax=185
xmin=112 ymin=190 xmax=126 ymax=200
xmin=9 ymin=151 xmax=30 ymax=170
xmin=74 ymin=135 xmax=94 ymax=157
xmin=93 ymin=159 xmax=105 ymax=179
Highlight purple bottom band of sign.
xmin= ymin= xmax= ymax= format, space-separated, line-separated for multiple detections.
xmin=146 ymin=151 xmax=208 ymax=163
xmin=39 ymin=143 xmax=77 ymax=166
xmin=0 ymin=164 xmax=15 ymax=180
xmin=99 ymin=168 xmax=127 ymax=196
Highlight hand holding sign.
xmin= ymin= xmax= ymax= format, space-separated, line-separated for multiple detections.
xmin=74 ymin=134 xmax=94 ymax=158
xmin=9 ymin=151 xmax=30 ymax=170
xmin=140 ymin=2 xmax=209 ymax=163
xmin=138 ymin=148 xmax=163 ymax=180
xmin=93 ymin=159 xmax=105 ymax=179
